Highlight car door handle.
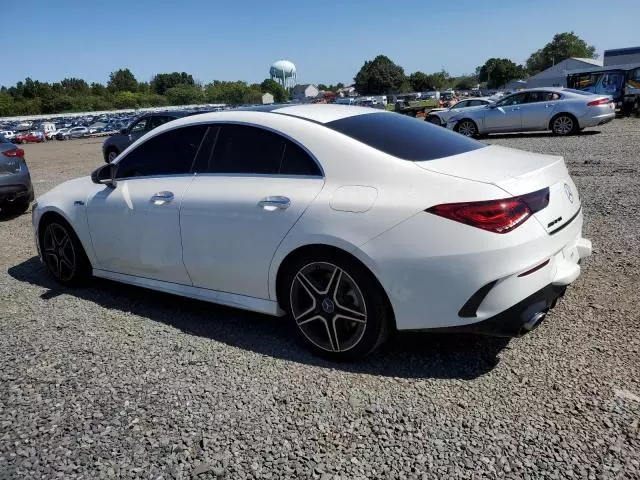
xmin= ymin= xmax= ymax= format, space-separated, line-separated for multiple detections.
xmin=511 ymin=107 xmax=521 ymax=111
xmin=545 ymin=104 xmax=555 ymax=108
xmin=258 ymin=196 xmax=291 ymax=211
xmin=150 ymin=191 xmax=174 ymax=205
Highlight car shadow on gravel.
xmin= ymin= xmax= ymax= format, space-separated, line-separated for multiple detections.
xmin=486 ymin=130 xmax=600 ymax=140
xmin=9 ymin=256 xmax=509 ymax=380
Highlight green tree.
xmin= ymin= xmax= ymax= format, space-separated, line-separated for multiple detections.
xmin=260 ymin=78 xmax=288 ymax=102
xmin=526 ymin=32 xmax=597 ymax=74
xmin=90 ymin=83 xmax=107 ymax=96
xmin=150 ymin=72 xmax=195 ymax=95
xmin=0 ymin=92 xmax=16 ymax=116
xmin=477 ymin=58 xmax=526 ymax=89
xmin=107 ymin=69 xmax=138 ymax=93
xmin=453 ymin=75 xmax=478 ymax=90
xmin=165 ymin=84 xmax=204 ymax=105
xmin=354 ymin=55 xmax=407 ymax=94
xmin=408 ymin=72 xmax=430 ymax=91
xmin=112 ymin=91 xmax=140 ymax=109
xmin=59 ymin=78 xmax=90 ymax=96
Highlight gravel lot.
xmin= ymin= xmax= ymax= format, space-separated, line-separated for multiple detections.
xmin=1 ymin=120 xmax=639 ymax=479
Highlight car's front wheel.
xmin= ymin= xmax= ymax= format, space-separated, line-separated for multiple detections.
xmin=106 ymin=149 xmax=119 ymax=163
xmin=39 ymin=217 xmax=91 ymax=286
xmin=426 ymin=115 xmax=441 ymax=126
xmin=455 ymin=119 xmax=478 ymax=137
xmin=281 ymin=251 xmax=392 ymax=361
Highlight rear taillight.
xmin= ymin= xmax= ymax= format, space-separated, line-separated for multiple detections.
xmin=3 ymin=148 xmax=24 ymax=158
xmin=587 ymin=98 xmax=610 ymax=106
xmin=426 ymin=188 xmax=550 ymax=234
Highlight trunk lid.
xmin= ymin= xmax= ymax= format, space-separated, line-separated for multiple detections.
xmin=415 ymin=144 xmax=581 ymax=234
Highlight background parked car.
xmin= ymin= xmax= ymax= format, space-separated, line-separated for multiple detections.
xmin=0 ymin=131 xmax=15 ymax=140
xmin=58 ymin=126 xmax=89 ymax=140
xmin=102 ymin=111 xmax=194 ymax=163
xmin=0 ymin=134 xmax=33 ymax=215
xmin=446 ymin=88 xmax=616 ymax=137
xmin=426 ymin=98 xmax=494 ymax=126
xmin=14 ymin=131 xmax=45 ymax=144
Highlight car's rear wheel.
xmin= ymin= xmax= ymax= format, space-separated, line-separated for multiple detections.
xmin=426 ymin=115 xmax=441 ymax=126
xmin=551 ymin=114 xmax=577 ymax=135
xmin=281 ymin=252 xmax=392 ymax=361
xmin=455 ymin=119 xmax=478 ymax=137
xmin=40 ymin=217 xmax=91 ymax=286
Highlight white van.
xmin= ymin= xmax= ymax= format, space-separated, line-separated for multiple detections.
xmin=0 ymin=130 xmax=15 ymax=140
xmin=40 ymin=122 xmax=56 ymax=135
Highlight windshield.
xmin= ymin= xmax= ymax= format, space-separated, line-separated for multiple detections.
xmin=326 ymin=112 xmax=486 ymax=161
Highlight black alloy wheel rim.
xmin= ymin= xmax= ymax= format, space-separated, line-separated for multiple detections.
xmin=43 ymin=223 xmax=76 ymax=282
xmin=290 ymin=262 xmax=367 ymax=352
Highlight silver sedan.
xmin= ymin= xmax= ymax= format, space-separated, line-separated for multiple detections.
xmin=446 ymin=88 xmax=616 ymax=137
xmin=425 ymin=98 xmax=493 ymax=126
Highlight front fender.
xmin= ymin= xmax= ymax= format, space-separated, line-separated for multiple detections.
xmin=33 ymin=177 xmax=102 ymax=267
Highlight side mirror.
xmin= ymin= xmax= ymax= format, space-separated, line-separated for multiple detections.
xmin=91 ymin=163 xmax=117 ymax=188
xmin=119 ymin=127 xmax=128 ymax=134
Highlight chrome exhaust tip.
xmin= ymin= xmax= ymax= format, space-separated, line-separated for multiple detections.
xmin=519 ymin=311 xmax=546 ymax=336
xmin=6 ymin=194 xmax=16 ymax=202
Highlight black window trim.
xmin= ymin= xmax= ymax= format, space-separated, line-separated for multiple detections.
xmin=196 ymin=120 xmax=325 ymax=179
xmin=113 ymin=123 xmax=210 ymax=181
xmin=114 ymin=120 xmax=325 ymax=180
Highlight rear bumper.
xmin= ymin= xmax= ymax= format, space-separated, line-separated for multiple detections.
xmin=358 ymin=207 xmax=591 ymax=332
xmin=417 ymin=283 xmax=567 ymax=337
xmin=0 ymin=182 xmax=34 ymax=203
xmin=579 ymin=111 xmax=615 ymax=128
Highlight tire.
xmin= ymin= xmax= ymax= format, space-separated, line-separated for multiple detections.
xmin=426 ymin=115 xmax=441 ymax=126
xmin=39 ymin=216 xmax=92 ymax=286
xmin=550 ymin=114 xmax=577 ymax=136
xmin=2 ymin=197 xmax=30 ymax=216
xmin=455 ymin=119 xmax=478 ymax=137
xmin=280 ymin=250 xmax=392 ymax=361
xmin=105 ymin=148 xmax=119 ymax=163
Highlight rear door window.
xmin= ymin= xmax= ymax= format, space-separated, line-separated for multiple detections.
xmin=326 ymin=112 xmax=485 ymax=161
xmin=201 ymin=124 xmax=322 ymax=176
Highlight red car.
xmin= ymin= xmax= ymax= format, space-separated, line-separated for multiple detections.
xmin=13 ymin=131 xmax=45 ymax=144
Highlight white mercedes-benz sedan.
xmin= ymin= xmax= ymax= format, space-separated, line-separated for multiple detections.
xmin=32 ymin=105 xmax=592 ymax=361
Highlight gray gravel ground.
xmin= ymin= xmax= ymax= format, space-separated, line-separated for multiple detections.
xmin=1 ymin=120 xmax=639 ymax=479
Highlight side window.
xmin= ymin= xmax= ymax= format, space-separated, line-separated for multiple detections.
xmin=209 ymin=125 xmax=285 ymax=175
xmin=116 ymin=125 xmax=207 ymax=179
xmin=129 ymin=118 xmax=148 ymax=133
xmin=148 ymin=115 xmax=171 ymax=130
xmin=280 ymin=141 xmax=322 ymax=176
xmin=497 ymin=93 xmax=527 ymax=107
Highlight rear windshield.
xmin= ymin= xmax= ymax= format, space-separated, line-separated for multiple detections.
xmin=326 ymin=112 xmax=486 ymax=161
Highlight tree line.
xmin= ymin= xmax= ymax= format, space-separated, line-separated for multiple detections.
xmin=0 ymin=69 xmax=295 ymax=117
xmin=0 ymin=31 xmax=596 ymax=116
xmin=354 ymin=32 xmax=597 ymax=94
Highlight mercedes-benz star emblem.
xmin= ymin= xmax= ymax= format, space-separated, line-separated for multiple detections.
xmin=564 ymin=183 xmax=574 ymax=204
xmin=321 ymin=298 xmax=335 ymax=314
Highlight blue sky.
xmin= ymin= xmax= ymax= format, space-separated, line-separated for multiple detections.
xmin=2 ymin=0 xmax=637 ymax=87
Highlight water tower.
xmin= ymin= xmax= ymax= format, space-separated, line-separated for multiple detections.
xmin=270 ymin=60 xmax=297 ymax=90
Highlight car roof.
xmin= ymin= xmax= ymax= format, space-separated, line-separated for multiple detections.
xmin=201 ymin=104 xmax=383 ymax=125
